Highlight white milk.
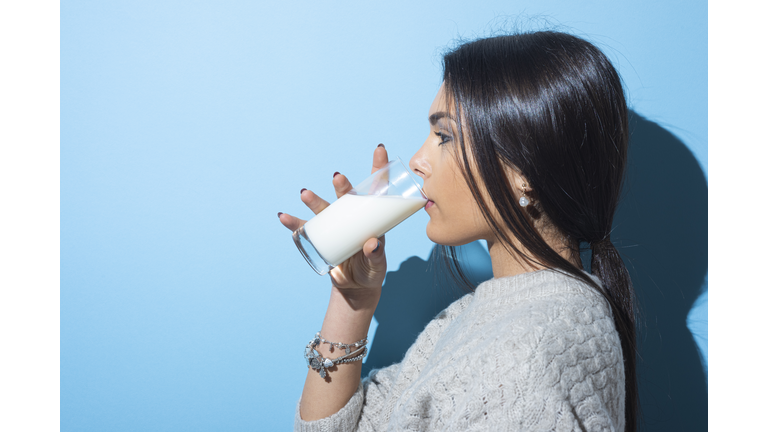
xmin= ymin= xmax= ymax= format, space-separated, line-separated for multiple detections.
xmin=303 ymin=194 xmax=427 ymax=266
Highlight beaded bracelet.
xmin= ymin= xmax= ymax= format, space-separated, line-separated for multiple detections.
xmin=304 ymin=332 xmax=368 ymax=378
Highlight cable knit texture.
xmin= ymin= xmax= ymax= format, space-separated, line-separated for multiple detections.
xmin=295 ymin=269 xmax=625 ymax=431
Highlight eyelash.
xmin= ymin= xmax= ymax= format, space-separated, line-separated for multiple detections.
xmin=435 ymin=131 xmax=452 ymax=145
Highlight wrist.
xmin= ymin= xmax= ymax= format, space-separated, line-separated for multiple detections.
xmin=330 ymin=285 xmax=380 ymax=312
xmin=319 ymin=286 xmax=379 ymax=346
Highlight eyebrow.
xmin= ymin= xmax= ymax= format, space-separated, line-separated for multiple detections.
xmin=429 ymin=111 xmax=455 ymax=125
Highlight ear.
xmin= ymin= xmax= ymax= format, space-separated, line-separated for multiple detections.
xmin=506 ymin=168 xmax=531 ymax=197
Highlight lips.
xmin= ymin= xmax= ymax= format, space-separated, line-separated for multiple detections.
xmin=425 ymin=200 xmax=435 ymax=210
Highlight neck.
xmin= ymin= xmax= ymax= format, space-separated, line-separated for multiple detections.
xmin=487 ymin=239 xmax=541 ymax=279
xmin=486 ymin=236 xmax=582 ymax=279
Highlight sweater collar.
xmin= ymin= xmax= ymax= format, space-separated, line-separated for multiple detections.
xmin=473 ymin=268 xmax=603 ymax=302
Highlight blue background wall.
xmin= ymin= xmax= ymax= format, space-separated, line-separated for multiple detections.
xmin=62 ymin=1 xmax=707 ymax=430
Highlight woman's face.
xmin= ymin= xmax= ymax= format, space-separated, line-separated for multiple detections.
xmin=409 ymin=84 xmax=494 ymax=246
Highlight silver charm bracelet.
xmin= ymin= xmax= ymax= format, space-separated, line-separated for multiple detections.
xmin=316 ymin=332 xmax=368 ymax=354
xmin=304 ymin=332 xmax=368 ymax=378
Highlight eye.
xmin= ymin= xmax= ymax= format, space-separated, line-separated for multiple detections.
xmin=434 ymin=131 xmax=452 ymax=145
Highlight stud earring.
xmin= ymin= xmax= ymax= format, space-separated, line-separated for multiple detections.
xmin=519 ymin=183 xmax=530 ymax=207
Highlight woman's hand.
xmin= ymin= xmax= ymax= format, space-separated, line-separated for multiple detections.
xmin=278 ymin=145 xmax=389 ymax=292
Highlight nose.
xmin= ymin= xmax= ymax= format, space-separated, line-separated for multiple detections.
xmin=409 ymin=144 xmax=431 ymax=180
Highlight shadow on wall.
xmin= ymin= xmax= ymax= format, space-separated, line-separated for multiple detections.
xmin=363 ymin=111 xmax=708 ymax=432
xmin=617 ymin=112 xmax=708 ymax=432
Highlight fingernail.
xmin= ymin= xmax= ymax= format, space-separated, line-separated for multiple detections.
xmin=277 ymin=212 xmax=283 ymax=218
xmin=333 ymin=172 xmax=340 ymax=178
xmin=300 ymin=188 xmax=307 ymax=194
xmin=373 ymin=241 xmax=380 ymax=253
xmin=377 ymin=143 xmax=385 ymax=148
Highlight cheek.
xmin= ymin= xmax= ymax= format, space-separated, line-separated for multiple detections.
xmin=425 ymin=187 xmax=489 ymax=246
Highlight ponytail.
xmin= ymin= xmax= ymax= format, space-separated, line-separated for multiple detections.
xmin=592 ymin=239 xmax=638 ymax=431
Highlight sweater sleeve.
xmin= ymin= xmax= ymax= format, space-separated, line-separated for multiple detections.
xmin=294 ymin=362 xmax=403 ymax=432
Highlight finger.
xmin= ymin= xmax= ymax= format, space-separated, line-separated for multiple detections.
xmin=277 ymin=212 xmax=306 ymax=231
xmin=362 ymin=237 xmax=386 ymax=264
xmin=328 ymin=237 xmax=386 ymax=289
xmin=372 ymin=144 xmax=389 ymax=174
xmin=332 ymin=172 xmax=354 ymax=199
xmin=300 ymin=188 xmax=331 ymax=215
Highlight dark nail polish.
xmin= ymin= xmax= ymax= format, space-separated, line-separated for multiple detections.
xmin=373 ymin=241 xmax=380 ymax=253
xmin=300 ymin=188 xmax=307 ymax=194
xmin=377 ymin=143 xmax=385 ymax=148
xmin=277 ymin=212 xmax=283 ymax=218
xmin=333 ymin=172 xmax=340 ymax=178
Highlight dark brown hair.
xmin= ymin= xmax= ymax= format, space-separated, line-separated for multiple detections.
xmin=440 ymin=31 xmax=638 ymax=431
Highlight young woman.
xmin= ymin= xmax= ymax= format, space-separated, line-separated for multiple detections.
xmin=279 ymin=31 xmax=637 ymax=432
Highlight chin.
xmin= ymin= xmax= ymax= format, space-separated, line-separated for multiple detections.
xmin=425 ymin=221 xmax=475 ymax=247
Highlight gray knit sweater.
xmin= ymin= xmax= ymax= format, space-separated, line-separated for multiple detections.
xmin=295 ymin=269 xmax=625 ymax=431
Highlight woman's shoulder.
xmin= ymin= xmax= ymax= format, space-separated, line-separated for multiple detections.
xmin=467 ymin=270 xmax=624 ymax=427
xmin=414 ymin=270 xmax=625 ymax=431
xmin=464 ymin=268 xmax=622 ymax=363
xmin=401 ymin=268 xmax=620 ymax=379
